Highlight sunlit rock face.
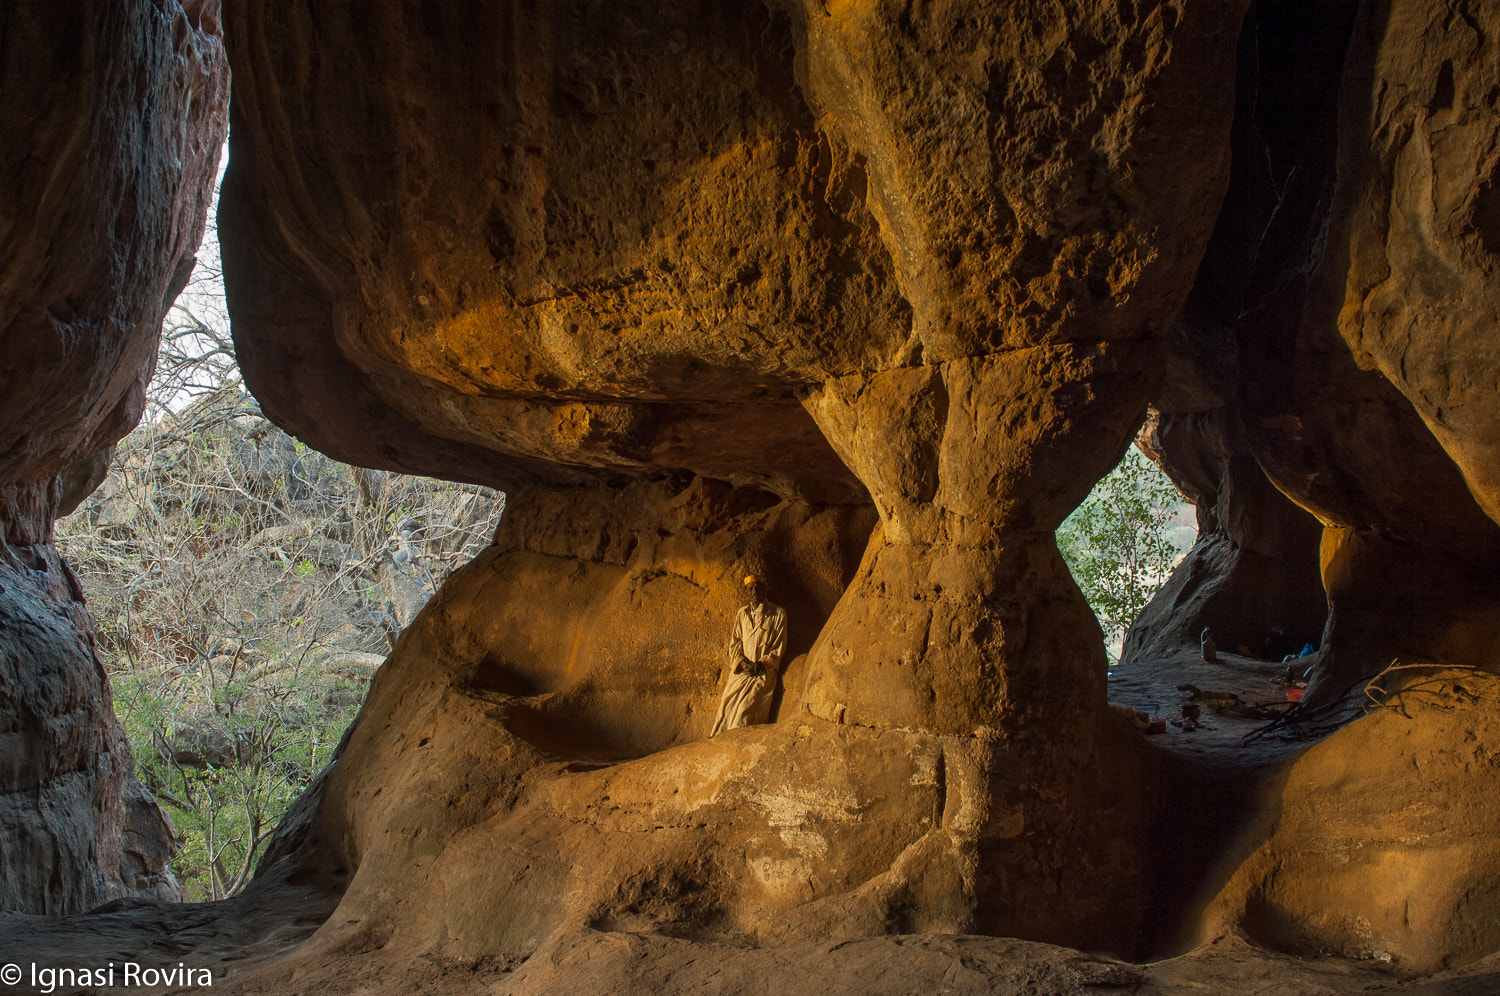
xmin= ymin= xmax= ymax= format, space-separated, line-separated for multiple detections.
xmin=220 ymin=0 xmax=1246 ymax=961
xmin=0 ymin=1 xmax=228 ymax=911
xmin=10 ymin=0 xmax=1500 ymax=981
xmin=219 ymin=0 xmax=1239 ymax=499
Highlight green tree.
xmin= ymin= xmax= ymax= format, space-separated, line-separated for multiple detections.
xmin=1058 ymin=447 xmax=1189 ymax=661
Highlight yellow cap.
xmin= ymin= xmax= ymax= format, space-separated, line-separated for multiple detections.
xmin=742 ymin=575 xmax=763 ymax=586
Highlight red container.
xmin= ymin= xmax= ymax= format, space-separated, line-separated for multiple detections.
xmin=1286 ymin=688 xmax=1304 ymax=703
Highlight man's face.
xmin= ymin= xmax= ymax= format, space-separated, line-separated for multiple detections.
xmin=745 ymin=581 xmax=767 ymax=605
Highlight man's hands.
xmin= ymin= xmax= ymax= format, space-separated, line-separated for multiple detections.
xmin=733 ymin=654 xmax=766 ymax=678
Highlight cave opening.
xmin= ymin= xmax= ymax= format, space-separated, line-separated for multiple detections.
xmin=1055 ymin=422 xmax=1340 ymax=959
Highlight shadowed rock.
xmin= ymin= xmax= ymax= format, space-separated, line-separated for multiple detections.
xmin=0 ymin=0 xmax=228 ymax=913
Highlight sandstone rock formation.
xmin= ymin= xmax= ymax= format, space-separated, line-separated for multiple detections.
xmin=1124 ymin=405 xmax=1327 ymax=664
xmin=8 ymin=0 xmax=1500 ymax=991
xmin=216 ymin=0 xmax=1247 ymax=965
xmin=1205 ymin=667 xmax=1500 ymax=976
xmin=1129 ymin=0 xmax=1500 ymax=701
xmin=0 ymin=1 xmax=227 ymax=911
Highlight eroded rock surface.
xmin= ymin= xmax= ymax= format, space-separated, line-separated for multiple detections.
xmin=0 ymin=1 xmax=227 ymax=911
xmin=0 ymin=546 xmax=176 ymax=913
xmin=216 ymin=0 xmax=1247 ymax=964
xmin=1126 ymin=418 xmax=1327 ymax=663
xmin=1205 ymin=668 xmax=1500 ymax=975
xmin=1137 ymin=0 xmax=1500 ymax=698
xmin=10 ymin=0 xmax=1500 ymax=990
xmin=219 ymin=0 xmax=1240 ymax=497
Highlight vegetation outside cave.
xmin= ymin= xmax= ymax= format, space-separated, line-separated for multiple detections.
xmin=53 ymin=156 xmax=505 ymax=901
xmin=1057 ymin=447 xmax=1194 ymax=664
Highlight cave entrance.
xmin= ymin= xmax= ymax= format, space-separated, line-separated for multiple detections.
xmin=1060 ymin=439 xmax=1337 ymax=958
xmin=1059 ymin=437 xmax=1324 ymax=745
xmin=52 ymin=145 xmax=506 ymax=902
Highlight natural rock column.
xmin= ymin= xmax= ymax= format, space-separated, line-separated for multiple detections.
xmin=802 ymin=350 xmax=1152 ymax=733
xmin=800 ymin=344 xmax=1157 ymax=945
xmin=0 ymin=0 xmax=228 ymax=911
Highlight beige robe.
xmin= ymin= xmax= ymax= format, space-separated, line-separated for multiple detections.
xmin=710 ymin=601 xmax=787 ymax=735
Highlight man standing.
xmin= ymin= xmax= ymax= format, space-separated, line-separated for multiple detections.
xmin=710 ymin=575 xmax=786 ymax=735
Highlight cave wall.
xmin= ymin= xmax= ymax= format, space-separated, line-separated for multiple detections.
xmin=220 ymin=0 xmax=1247 ymax=961
xmin=0 ymin=1 xmax=228 ymax=912
xmin=1306 ymin=0 xmax=1500 ymax=685
xmin=1125 ymin=404 xmax=1328 ymax=663
xmin=217 ymin=0 xmax=1500 ymax=970
xmin=1115 ymin=1 xmax=1500 ymax=965
xmin=1 ymin=1 xmax=224 ymax=528
xmin=1133 ymin=0 xmax=1500 ymax=698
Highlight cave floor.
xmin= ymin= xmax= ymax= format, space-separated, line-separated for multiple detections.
xmin=0 ymin=652 xmax=1463 ymax=995
xmin=1107 ymin=647 xmax=1339 ymax=769
xmin=3 ymin=913 xmax=1497 ymax=995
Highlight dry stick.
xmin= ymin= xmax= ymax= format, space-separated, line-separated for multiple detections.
xmin=1243 ymin=659 xmax=1486 ymax=743
xmin=1242 ymin=674 xmax=1374 ymax=743
xmin=1361 ymin=660 xmax=1481 ymax=714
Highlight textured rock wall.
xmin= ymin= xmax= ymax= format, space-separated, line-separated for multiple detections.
xmin=221 ymin=0 xmax=1247 ymax=961
xmin=259 ymin=475 xmax=1150 ymax=960
xmin=0 ymin=547 xmax=173 ymax=913
xmin=219 ymin=0 xmax=1239 ymax=498
xmin=8 ymin=0 xmax=1500 ymax=980
xmin=1124 ymin=405 xmax=1327 ymax=662
xmin=1305 ymin=0 xmax=1500 ymax=687
xmin=0 ymin=0 xmax=228 ymax=911
xmin=1336 ymin=0 xmax=1500 ymax=527
xmin=1130 ymin=0 xmax=1500 ymax=967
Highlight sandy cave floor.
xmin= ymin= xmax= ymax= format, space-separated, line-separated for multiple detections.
xmin=4 ymin=905 xmax=1500 ymax=995
xmin=1107 ymin=647 xmax=1339 ymax=769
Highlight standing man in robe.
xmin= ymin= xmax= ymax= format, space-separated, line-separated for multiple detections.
xmin=710 ymin=575 xmax=786 ymax=735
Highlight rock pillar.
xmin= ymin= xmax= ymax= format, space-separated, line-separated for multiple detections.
xmin=801 ymin=343 xmax=1156 ymax=947
xmin=0 ymin=0 xmax=228 ymax=911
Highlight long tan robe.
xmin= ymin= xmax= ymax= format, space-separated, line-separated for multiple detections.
xmin=710 ymin=601 xmax=787 ymax=735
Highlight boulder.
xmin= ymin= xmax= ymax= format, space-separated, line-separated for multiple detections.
xmin=1205 ymin=668 xmax=1500 ymax=975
